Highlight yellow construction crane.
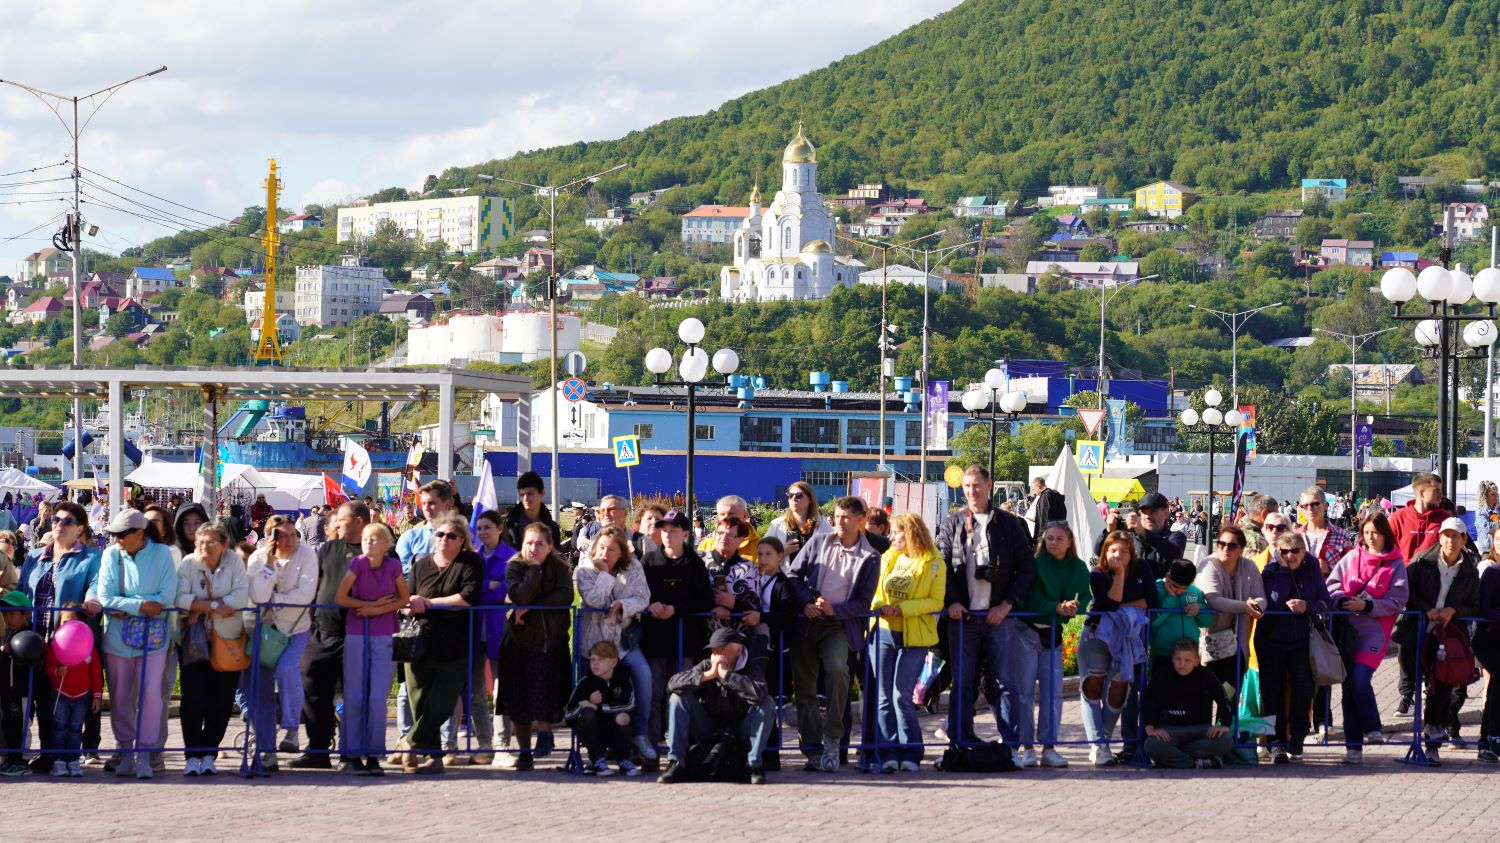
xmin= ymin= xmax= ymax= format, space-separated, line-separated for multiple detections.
xmin=254 ymin=158 xmax=284 ymax=365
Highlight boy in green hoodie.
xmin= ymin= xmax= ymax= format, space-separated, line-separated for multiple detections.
xmin=1151 ymin=560 xmax=1213 ymax=679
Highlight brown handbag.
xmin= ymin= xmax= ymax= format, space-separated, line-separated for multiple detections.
xmin=202 ymin=576 xmax=252 ymax=672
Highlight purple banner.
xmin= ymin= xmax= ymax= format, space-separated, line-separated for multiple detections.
xmin=924 ymin=380 xmax=949 ymax=451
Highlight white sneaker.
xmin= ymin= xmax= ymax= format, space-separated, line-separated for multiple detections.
xmin=1018 ymin=748 xmax=1038 ymax=768
xmin=819 ymin=746 xmax=840 ymax=772
xmin=1256 ymin=746 xmax=1271 ymax=762
xmin=1424 ymin=724 xmax=1447 ymax=744
xmin=1089 ymin=746 xmax=1117 ymax=767
xmin=201 ymin=757 xmax=218 ymax=776
xmin=183 ymin=757 xmax=202 ymax=777
xmin=67 ymin=761 xmax=83 ymax=778
xmin=1364 ymin=731 xmax=1385 ymax=745
xmin=1041 ymin=748 xmax=1069 ymax=768
xmin=1428 ymin=746 xmax=1442 ymax=765
xmin=135 ymin=763 xmax=154 ymax=780
xmin=49 ymin=760 xmax=69 ymax=778
xmin=899 ymin=760 xmax=919 ymax=773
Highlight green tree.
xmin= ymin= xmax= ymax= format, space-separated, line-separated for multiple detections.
xmin=104 ymin=312 xmax=134 ymax=338
xmin=1248 ymin=241 xmax=1294 ymax=277
xmin=1078 ymin=242 xmax=1111 ymax=262
xmin=1395 ymin=203 xmax=1433 ymax=245
xmin=1295 ymin=217 xmax=1332 ymax=249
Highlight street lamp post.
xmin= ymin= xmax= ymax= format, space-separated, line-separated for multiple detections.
xmin=1189 ymin=301 xmax=1284 ymax=406
xmin=2 ymin=67 xmax=167 ymax=505
xmin=1379 ymin=265 xmax=1500 ymax=500
xmin=1313 ymin=326 xmax=1398 ymax=497
xmin=1180 ymin=388 xmax=1244 ymax=535
xmin=1078 ymin=273 xmax=1160 ymax=408
xmin=644 ymin=317 xmax=739 ymax=512
xmin=961 ymin=368 xmax=1026 ymax=479
xmin=478 ymin=163 xmax=625 ymax=515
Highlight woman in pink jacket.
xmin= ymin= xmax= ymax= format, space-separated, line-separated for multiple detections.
xmin=1326 ymin=511 xmax=1408 ymax=765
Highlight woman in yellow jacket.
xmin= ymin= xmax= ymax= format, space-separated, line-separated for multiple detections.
xmin=867 ymin=512 xmax=946 ymax=774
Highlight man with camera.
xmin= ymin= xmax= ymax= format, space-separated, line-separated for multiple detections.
xmin=1098 ymin=493 xmax=1186 ymax=580
xmin=938 ymin=465 xmax=1037 ymax=749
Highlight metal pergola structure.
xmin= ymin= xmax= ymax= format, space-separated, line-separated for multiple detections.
xmin=0 ymin=365 xmax=534 ymax=514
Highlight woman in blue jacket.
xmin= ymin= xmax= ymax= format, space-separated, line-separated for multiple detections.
xmin=1255 ymin=531 xmax=1331 ymax=763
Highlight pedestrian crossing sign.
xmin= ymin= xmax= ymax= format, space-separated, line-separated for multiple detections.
xmin=612 ymin=434 xmax=641 ymax=468
xmin=1076 ymin=440 xmax=1104 ymax=474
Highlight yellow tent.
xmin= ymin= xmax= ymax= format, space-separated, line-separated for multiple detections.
xmin=1087 ymin=477 xmax=1146 ymax=504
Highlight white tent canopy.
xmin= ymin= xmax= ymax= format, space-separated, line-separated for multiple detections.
xmin=0 ymin=467 xmax=61 ymax=501
xmin=127 ymin=462 xmax=325 ymax=512
xmin=1040 ymin=445 xmax=1107 ymax=564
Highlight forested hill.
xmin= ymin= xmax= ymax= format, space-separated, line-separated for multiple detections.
xmin=440 ymin=0 xmax=1500 ymax=205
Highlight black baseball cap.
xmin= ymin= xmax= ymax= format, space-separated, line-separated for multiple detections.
xmin=662 ymin=509 xmax=692 ymax=531
xmin=1138 ymin=492 xmax=1170 ymax=511
xmin=708 ymin=627 xmax=745 ymax=649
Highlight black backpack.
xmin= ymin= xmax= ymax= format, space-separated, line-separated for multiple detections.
xmin=935 ymin=740 xmax=1018 ymax=773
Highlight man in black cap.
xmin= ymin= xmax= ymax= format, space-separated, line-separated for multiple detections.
xmin=1096 ymin=492 xmax=1185 ymax=580
xmin=658 ymin=627 xmax=770 ymax=785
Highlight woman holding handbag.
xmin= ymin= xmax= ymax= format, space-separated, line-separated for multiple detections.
xmin=173 ymin=523 xmax=249 ymax=776
xmin=1196 ymin=525 xmax=1267 ymax=700
xmin=1327 ymin=511 xmax=1409 ymax=764
xmin=245 ymin=514 xmax=319 ymax=770
xmin=1255 ymin=531 xmax=1331 ymax=764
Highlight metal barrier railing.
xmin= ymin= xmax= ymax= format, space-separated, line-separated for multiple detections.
xmin=8 ymin=597 xmax=1486 ymax=777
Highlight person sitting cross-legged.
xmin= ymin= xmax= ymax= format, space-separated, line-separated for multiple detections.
xmin=1142 ymin=638 xmax=1233 ymax=770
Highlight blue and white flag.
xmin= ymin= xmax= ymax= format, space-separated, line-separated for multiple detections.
xmin=341 ymin=438 xmax=372 ymax=493
xmin=471 ymin=457 xmax=499 ymax=533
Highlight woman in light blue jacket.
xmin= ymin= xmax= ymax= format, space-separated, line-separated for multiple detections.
xmin=91 ymin=510 xmax=178 ymax=780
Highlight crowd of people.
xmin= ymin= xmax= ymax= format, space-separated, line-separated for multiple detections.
xmin=1 ymin=466 xmax=1498 ymax=785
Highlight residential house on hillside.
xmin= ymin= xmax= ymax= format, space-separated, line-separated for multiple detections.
xmin=4 ymin=284 xmax=37 ymax=313
xmin=125 ymin=267 xmax=181 ymax=299
xmin=585 ymin=207 xmax=634 ymax=234
xmin=1134 ymin=181 xmax=1196 ymax=218
xmin=1327 ymin=363 xmax=1422 ymax=401
xmin=15 ymin=295 xmax=63 ymax=324
xmin=472 ymin=256 xmax=523 ymax=283
xmin=1254 ymin=210 xmax=1303 ymax=239
xmin=636 ymin=276 xmax=682 ymax=298
xmin=1081 ymin=197 xmax=1133 ymax=214
xmin=1446 ymin=202 xmax=1490 ymax=241
xmin=856 ymin=264 xmax=952 ymax=292
xmin=1397 ymin=176 xmax=1437 ymax=198
xmin=570 ymin=266 xmax=640 ymax=288
xmin=67 ymin=276 xmax=121 ymax=309
xmin=1039 ymin=237 xmax=1116 ymax=263
xmin=252 ymin=312 xmax=302 ymax=345
xmin=521 ymin=248 xmax=554 ymax=276
xmin=1044 ymin=185 xmax=1103 ymax=206
xmin=952 ymin=196 xmax=1008 ymax=217
xmin=1120 ymin=219 xmax=1184 ymax=234
xmin=100 ymin=297 xmax=147 ymax=331
xmin=190 ymin=266 xmax=239 ymax=294
xmin=241 ymin=282 xmax=296 ymax=323
xmin=1300 ymin=179 xmax=1348 ymax=204
xmin=830 ymin=183 xmax=888 ymax=210
xmin=1024 ymin=260 xmax=1141 ymax=286
xmin=1053 ymin=214 xmax=1090 ymax=236
xmin=680 ymin=205 xmax=750 ymax=245
xmin=18 ymin=247 xmax=69 ymax=281
xmin=277 ymin=214 xmax=322 ymax=233
xmin=379 ymin=292 xmax=435 ymax=323
xmin=1379 ymin=251 xmax=1419 ymax=269
xmin=629 ymin=187 xmax=676 ymax=207
xmin=1320 ymin=239 xmax=1374 ymax=267
xmin=523 ymin=229 xmax=550 ymax=245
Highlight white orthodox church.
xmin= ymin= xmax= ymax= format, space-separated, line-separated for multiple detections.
xmin=720 ymin=124 xmax=862 ymax=302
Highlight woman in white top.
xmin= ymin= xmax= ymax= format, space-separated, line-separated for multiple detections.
xmin=762 ymin=481 xmax=830 ymax=562
xmin=174 ymin=523 xmax=249 ymax=776
xmin=245 ymin=514 xmax=319 ymax=769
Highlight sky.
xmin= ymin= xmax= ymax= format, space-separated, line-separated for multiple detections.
xmin=0 ymin=0 xmax=959 ymax=276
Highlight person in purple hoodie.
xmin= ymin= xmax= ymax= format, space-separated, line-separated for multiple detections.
xmin=472 ymin=509 xmax=515 ymax=766
xmin=1256 ymin=531 xmax=1332 ymax=763
xmin=1326 ymin=511 xmax=1409 ymax=764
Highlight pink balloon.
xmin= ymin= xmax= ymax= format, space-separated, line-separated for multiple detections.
xmin=51 ymin=620 xmax=94 ymax=667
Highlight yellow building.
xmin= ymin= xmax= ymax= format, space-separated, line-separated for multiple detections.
xmin=1133 ymin=180 xmax=1197 ymax=219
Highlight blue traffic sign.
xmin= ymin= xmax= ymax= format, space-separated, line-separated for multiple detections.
xmin=562 ymin=377 xmax=586 ymax=403
xmin=612 ymin=434 xmax=641 ymax=468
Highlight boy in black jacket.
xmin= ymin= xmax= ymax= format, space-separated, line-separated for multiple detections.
xmin=1142 ymin=638 xmax=1233 ymax=769
xmin=564 ymin=641 xmax=638 ymax=777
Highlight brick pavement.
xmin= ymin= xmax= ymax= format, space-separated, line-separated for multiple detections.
xmin=6 ymin=652 xmax=1499 ymax=841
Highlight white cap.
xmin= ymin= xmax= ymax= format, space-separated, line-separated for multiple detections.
xmin=1439 ymin=516 xmax=1467 ymax=536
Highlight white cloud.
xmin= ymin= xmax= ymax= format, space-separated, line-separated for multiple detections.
xmin=1 ymin=0 xmax=958 ymax=273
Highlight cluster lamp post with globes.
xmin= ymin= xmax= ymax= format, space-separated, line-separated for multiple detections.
xmin=1379 ymin=265 xmax=1500 ymax=500
xmin=1179 ymin=388 xmax=1243 ymax=534
xmin=644 ymin=317 xmax=740 ymax=513
xmin=961 ymin=368 xmax=1028 ymax=481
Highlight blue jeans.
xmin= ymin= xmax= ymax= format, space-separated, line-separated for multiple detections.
xmin=48 ymin=692 xmax=89 ymax=763
xmin=341 ymin=633 xmax=396 ymax=759
xmin=869 ymin=627 xmax=926 ymax=764
xmin=946 ymin=616 xmax=1021 ymax=746
xmin=1014 ymin=623 xmax=1065 ymax=747
xmin=666 ymin=693 xmax=770 ymax=767
xmin=244 ymin=629 xmax=310 ymax=751
xmin=619 ymin=648 xmax=652 ymax=740
xmin=1343 ymin=663 xmax=1381 ymax=746
xmin=1077 ymin=626 xmax=1140 ymax=748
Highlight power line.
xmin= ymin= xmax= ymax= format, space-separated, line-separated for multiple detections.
xmin=0 ymin=162 xmax=68 ymax=179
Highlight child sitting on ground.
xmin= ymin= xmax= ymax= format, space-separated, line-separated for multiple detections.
xmin=1150 ymin=560 xmax=1214 ymax=678
xmin=43 ymin=603 xmax=102 ymax=778
xmin=564 ymin=640 xmax=638 ymax=777
xmin=1142 ymin=637 xmax=1233 ymax=769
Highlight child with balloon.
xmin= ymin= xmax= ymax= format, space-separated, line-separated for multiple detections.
xmin=0 ymin=590 xmax=44 ymax=777
xmin=43 ymin=604 xmax=101 ymax=777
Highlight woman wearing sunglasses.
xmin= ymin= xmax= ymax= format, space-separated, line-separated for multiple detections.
xmin=1198 ymin=525 xmax=1267 ymax=699
xmin=1256 ymin=531 xmax=1331 ymax=763
xmin=18 ymin=501 xmax=102 ymax=772
xmin=763 ymin=481 xmax=829 ymax=562
xmin=0 ymin=531 xmax=19 ymax=592
xmin=399 ymin=513 xmax=482 ymax=774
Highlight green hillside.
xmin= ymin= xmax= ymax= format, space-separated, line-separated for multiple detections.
xmin=444 ymin=0 xmax=1500 ymax=205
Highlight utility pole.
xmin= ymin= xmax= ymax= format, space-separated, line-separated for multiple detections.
xmin=1 ymin=67 xmax=166 ymax=500
xmin=1189 ymin=301 xmax=1285 ymax=406
xmin=1314 ymin=326 xmax=1396 ymax=496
